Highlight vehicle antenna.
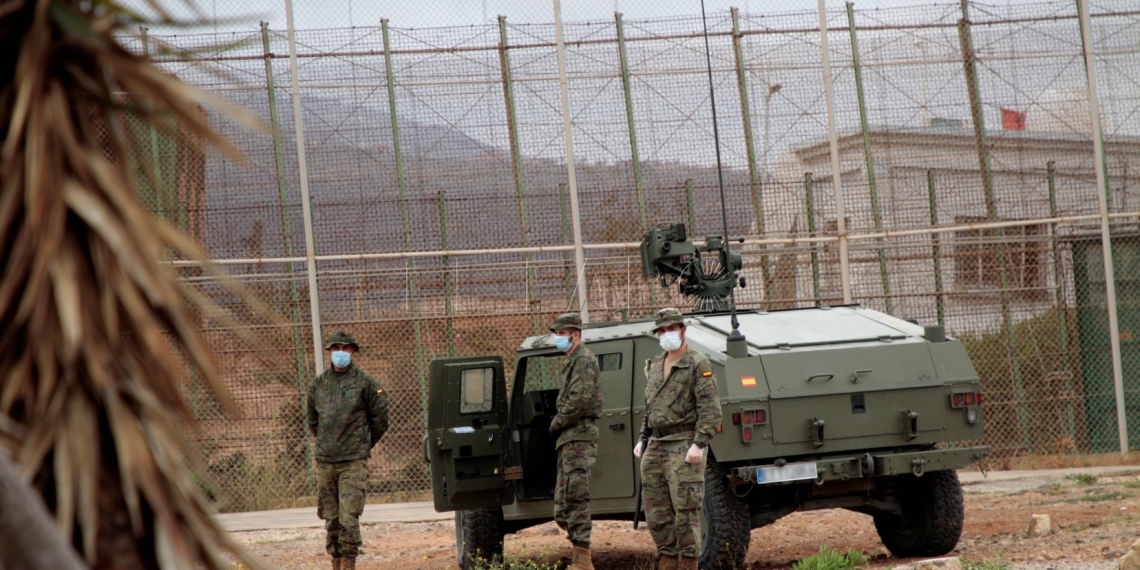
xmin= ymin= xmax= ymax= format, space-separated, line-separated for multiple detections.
xmin=699 ymin=0 xmax=748 ymax=357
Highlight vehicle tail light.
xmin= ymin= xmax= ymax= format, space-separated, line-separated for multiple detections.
xmin=741 ymin=409 xmax=767 ymax=425
xmin=731 ymin=412 xmax=741 ymax=425
xmin=950 ymin=391 xmax=984 ymax=409
xmin=741 ymin=426 xmax=753 ymax=443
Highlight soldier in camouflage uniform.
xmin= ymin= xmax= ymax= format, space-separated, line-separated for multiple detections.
xmin=548 ymin=313 xmax=603 ymax=570
xmin=634 ymin=308 xmax=722 ymax=570
xmin=306 ymin=331 xmax=389 ymax=570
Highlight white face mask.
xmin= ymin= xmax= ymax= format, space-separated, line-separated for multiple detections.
xmin=659 ymin=330 xmax=683 ymax=352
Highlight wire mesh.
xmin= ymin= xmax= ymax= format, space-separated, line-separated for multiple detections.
xmin=110 ymin=0 xmax=1140 ymax=511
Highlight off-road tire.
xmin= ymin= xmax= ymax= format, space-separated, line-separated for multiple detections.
xmin=700 ymin=456 xmax=751 ymax=570
xmin=873 ymin=470 xmax=964 ymax=558
xmin=455 ymin=507 xmax=505 ymax=570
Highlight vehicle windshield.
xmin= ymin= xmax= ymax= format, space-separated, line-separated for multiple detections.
xmin=518 ymin=353 xmax=562 ymax=393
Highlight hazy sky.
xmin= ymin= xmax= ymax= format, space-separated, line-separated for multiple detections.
xmin=136 ymin=0 xmax=1055 ymax=33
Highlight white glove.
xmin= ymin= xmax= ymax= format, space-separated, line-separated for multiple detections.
xmin=685 ymin=443 xmax=705 ymax=464
xmin=633 ymin=440 xmax=644 ymax=458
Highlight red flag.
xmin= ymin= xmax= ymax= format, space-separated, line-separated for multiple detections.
xmin=1002 ymin=108 xmax=1026 ymax=130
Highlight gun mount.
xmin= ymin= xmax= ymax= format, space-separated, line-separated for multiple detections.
xmin=639 ymin=223 xmax=743 ymax=312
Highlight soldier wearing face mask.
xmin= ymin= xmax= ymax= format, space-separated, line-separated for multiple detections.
xmin=634 ymin=308 xmax=722 ymax=570
xmin=306 ymin=330 xmax=389 ymax=570
xmin=547 ymin=313 xmax=602 ymax=570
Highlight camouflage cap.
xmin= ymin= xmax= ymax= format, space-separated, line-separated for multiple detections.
xmin=324 ymin=330 xmax=360 ymax=351
xmin=651 ymin=307 xmax=686 ymax=333
xmin=549 ymin=312 xmax=583 ymax=332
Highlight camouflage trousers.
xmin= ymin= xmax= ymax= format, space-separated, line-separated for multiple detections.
xmin=640 ymin=439 xmax=706 ymax=558
xmin=553 ymin=440 xmax=597 ymax=548
xmin=317 ymin=459 xmax=368 ymax=558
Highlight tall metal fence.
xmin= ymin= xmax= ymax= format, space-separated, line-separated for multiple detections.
xmin=119 ymin=0 xmax=1140 ymax=512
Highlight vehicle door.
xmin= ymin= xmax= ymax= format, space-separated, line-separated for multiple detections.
xmin=588 ymin=339 xmax=636 ymax=499
xmin=425 ymin=356 xmax=512 ymax=512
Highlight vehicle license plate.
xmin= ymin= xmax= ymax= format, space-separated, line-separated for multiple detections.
xmin=755 ymin=462 xmax=818 ymax=484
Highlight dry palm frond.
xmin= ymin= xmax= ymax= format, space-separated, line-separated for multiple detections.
xmin=0 ymin=0 xmax=265 ymax=568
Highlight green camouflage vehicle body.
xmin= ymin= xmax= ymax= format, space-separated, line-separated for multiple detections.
xmin=424 ymin=305 xmax=989 ymax=569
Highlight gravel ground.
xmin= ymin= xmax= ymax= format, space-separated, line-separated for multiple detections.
xmin=227 ymin=470 xmax=1140 ymax=569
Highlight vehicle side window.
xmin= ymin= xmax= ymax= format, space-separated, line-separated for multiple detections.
xmin=460 ymin=367 xmax=494 ymax=414
xmin=598 ymin=352 xmax=622 ymax=372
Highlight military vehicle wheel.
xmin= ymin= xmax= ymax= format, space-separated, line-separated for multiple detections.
xmin=456 ymin=507 xmax=505 ymax=570
xmin=874 ymin=470 xmax=964 ymax=558
xmin=700 ymin=457 xmax=750 ymax=570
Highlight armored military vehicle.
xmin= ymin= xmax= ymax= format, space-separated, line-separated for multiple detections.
xmin=423 ymin=224 xmax=989 ymax=569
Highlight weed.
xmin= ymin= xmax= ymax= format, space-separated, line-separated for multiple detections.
xmin=1074 ymin=492 xmax=1126 ymax=502
xmin=961 ymin=558 xmax=1011 ymax=570
xmin=1067 ymin=473 xmax=1098 ymax=486
xmin=467 ymin=555 xmax=565 ymax=570
xmin=1121 ymin=480 xmax=1140 ymax=489
xmin=792 ymin=545 xmax=867 ymax=570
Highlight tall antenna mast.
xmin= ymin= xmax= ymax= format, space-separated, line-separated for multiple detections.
xmin=699 ymin=0 xmax=748 ymax=358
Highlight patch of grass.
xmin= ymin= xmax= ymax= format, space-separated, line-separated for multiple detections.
xmin=1067 ymin=473 xmax=1098 ymax=486
xmin=793 ymin=545 xmax=867 ymax=570
xmin=1073 ymin=491 xmax=1126 ymax=502
xmin=961 ymin=558 xmax=1011 ymax=570
xmin=1121 ymin=479 xmax=1140 ymax=489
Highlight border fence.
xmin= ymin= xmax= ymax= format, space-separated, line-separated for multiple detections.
xmin=119 ymin=0 xmax=1140 ymax=512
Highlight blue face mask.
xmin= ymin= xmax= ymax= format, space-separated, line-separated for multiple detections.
xmin=554 ymin=335 xmax=573 ymax=353
xmin=330 ymin=350 xmax=352 ymax=368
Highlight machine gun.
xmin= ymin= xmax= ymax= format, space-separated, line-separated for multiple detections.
xmin=639 ymin=223 xmax=744 ymax=313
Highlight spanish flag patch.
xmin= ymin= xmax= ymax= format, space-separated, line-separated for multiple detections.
xmin=741 ymin=376 xmax=757 ymax=387
xmin=377 ymin=389 xmax=384 ymax=394
xmin=702 ymin=370 xmax=713 ymax=377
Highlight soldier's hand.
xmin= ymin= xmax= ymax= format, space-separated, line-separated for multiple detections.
xmin=685 ymin=443 xmax=704 ymax=464
xmin=548 ymin=423 xmax=560 ymax=436
xmin=633 ymin=440 xmax=644 ymax=458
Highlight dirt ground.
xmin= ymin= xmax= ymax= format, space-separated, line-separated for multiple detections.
xmin=227 ymin=470 xmax=1140 ymax=570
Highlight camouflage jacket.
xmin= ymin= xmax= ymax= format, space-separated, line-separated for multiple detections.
xmin=638 ymin=348 xmax=721 ymax=446
xmin=550 ymin=344 xmax=602 ymax=448
xmin=306 ymin=363 xmax=389 ymax=463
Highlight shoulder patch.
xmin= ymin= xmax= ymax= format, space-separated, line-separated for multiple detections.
xmin=377 ymin=389 xmax=384 ymax=394
xmin=702 ymin=371 xmax=713 ymax=377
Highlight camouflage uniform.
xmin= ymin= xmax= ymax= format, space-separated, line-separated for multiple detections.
xmin=548 ymin=313 xmax=603 ymax=549
xmin=306 ymin=331 xmax=389 ymax=560
xmin=638 ymin=309 xmax=722 ymax=560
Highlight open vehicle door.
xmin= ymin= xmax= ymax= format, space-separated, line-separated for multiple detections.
xmin=426 ymin=356 xmax=512 ymax=513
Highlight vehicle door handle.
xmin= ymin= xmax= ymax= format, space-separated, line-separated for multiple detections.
xmin=807 ymin=374 xmax=834 ymax=382
xmin=810 ymin=418 xmax=825 ymax=448
xmin=851 ymin=370 xmax=872 ymax=383
xmin=903 ymin=410 xmax=919 ymax=440
xmin=609 ymin=423 xmax=625 ymax=430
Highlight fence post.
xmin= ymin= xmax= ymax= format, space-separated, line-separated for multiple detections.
xmin=439 ymin=191 xmax=456 ymax=359
xmin=553 ymin=1 xmax=590 ymax=322
xmin=615 ymin=12 xmax=648 ymax=232
xmin=559 ymin=183 xmax=575 ymax=308
xmin=1047 ymin=161 xmax=1076 ymax=441
xmin=262 ymin=21 xmax=311 ymax=478
xmin=730 ymin=8 xmax=774 ymax=307
xmin=499 ymin=16 xmax=542 ymax=332
xmin=927 ymin=170 xmax=945 ymax=327
xmin=139 ymin=28 xmax=171 ymax=224
xmin=685 ymin=178 xmax=698 ymax=237
xmin=1077 ymin=0 xmax=1128 ymax=457
xmin=846 ymin=2 xmax=892 ymax=314
xmin=804 ymin=173 xmax=821 ymax=303
xmin=284 ymin=0 xmax=324 ymax=375
xmin=615 ymin=11 xmax=655 ymax=309
xmin=382 ymin=19 xmax=427 ymax=406
xmin=815 ymin=0 xmax=851 ymax=304
xmin=959 ymin=0 xmax=1030 ymax=451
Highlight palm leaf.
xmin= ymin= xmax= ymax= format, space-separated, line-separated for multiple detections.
xmin=0 ymin=0 xmax=272 ymax=568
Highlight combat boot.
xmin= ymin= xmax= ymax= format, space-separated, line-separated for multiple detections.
xmin=341 ymin=557 xmax=356 ymax=570
xmin=677 ymin=556 xmax=698 ymax=570
xmin=568 ymin=545 xmax=594 ymax=570
xmin=330 ymin=557 xmax=342 ymax=570
xmin=656 ymin=554 xmax=678 ymax=570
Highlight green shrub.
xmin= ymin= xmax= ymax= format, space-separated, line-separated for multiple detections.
xmin=792 ymin=545 xmax=867 ymax=570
